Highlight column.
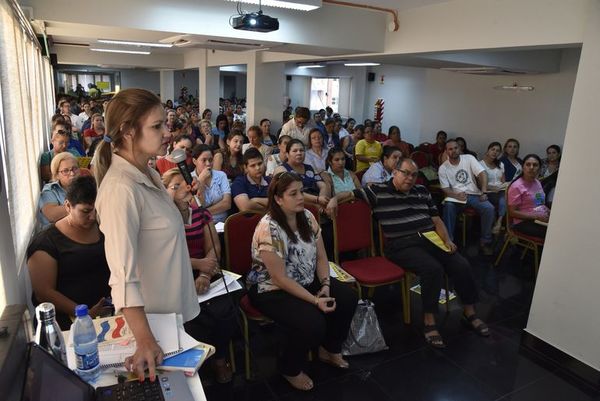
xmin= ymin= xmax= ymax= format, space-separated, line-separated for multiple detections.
xmin=159 ymin=70 xmax=174 ymax=104
xmin=246 ymin=51 xmax=286 ymax=131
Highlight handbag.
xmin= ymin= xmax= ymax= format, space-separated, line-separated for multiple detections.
xmin=341 ymin=300 xmax=388 ymax=356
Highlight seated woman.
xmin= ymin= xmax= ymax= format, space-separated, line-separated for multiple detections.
xmin=361 ymin=145 xmax=402 ymax=187
xmin=326 ymin=147 xmax=367 ymax=203
xmin=499 ymin=138 xmax=523 ymax=181
xmin=39 ymin=152 xmax=81 ymax=228
xmin=266 ymin=135 xmax=291 ymax=176
xmin=383 ymin=126 xmax=413 ymax=157
xmin=273 ymin=139 xmax=335 ymax=217
xmin=191 ymin=144 xmax=232 ymax=224
xmin=162 ymin=168 xmax=237 ymax=384
xmin=354 ymin=126 xmax=382 ymax=172
xmin=40 ymin=122 xmax=81 ymax=182
xmin=82 ymin=113 xmax=105 ymax=154
xmin=456 ymin=137 xmax=477 ymax=158
xmin=323 ymin=118 xmax=341 ymax=149
xmin=156 ymin=134 xmax=194 ymax=176
xmin=214 ymin=130 xmax=245 ymax=180
xmin=248 ymin=172 xmax=358 ymax=391
xmin=342 ymin=124 xmax=363 ymax=170
xmin=480 ymin=142 xmax=507 ymax=234
xmin=198 ymin=119 xmax=215 ymax=148
xmin=27 ymin=176 xmax=112 ymax=330
xmin=241 ymin=125 xmax=272 ymax=159
xmin=232 ymin=148 xmax=270 ymax=214
xmin=212 ymin=114 xmax=230 ymax=151
xmin=540 ymin=144 xmax=561 ymax=178
xmin=507 ymin=154 xmax=550 ymax=239
xmin=304 ymin=128 xmax=329 ymax=174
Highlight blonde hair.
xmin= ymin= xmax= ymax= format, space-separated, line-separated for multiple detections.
xmin=94 ymin=89 xmax=162 ymax=186
xmin=161 ymin=168 xmax=182 ymax=188
xmin=199 ymin=119 xmax=212 ymax=129
xmin=50 ymin=152 xmax=77 ymax=181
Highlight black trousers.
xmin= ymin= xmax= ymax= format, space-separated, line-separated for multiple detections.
xmin=184 ymin=294 xmax=238 ymax=359
xmin=385 ymin=236 xmax=479 ymax=314
xmin=249 ymin=278 xmax=357 ymax=376
xmin=513 ymin=221 xmax=547 ymax=239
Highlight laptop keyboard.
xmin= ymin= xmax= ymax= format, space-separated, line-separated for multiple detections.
xmin=97 ymin=377 xmax=165 ymax=401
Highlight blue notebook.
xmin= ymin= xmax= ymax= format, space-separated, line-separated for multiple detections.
xmin=160 ymin=347 xmax=206 ymax=374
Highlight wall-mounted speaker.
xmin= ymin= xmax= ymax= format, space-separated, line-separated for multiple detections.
xmin=367 ymin=72 xmax=375 ymax=82
xmin=286 ymin=75 xmax=292 ymax=81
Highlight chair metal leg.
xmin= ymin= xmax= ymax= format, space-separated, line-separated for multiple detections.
xmin=533 ymin=245 xmax=540 ymax=277
xmin=367 ymin=286 xmax=375 ymax=299
xmin=240 ymin=311 xmax=251 ymax=380
xmin=401 ymin=277 xmax=411 ymax=324
xmin=520 ymin=246 xmax=528 ymax=260
xmin=229 ymin=341 xmax=236 ymax=373
xmin=494 ymin=236 xmax=511 ymax=266
xmin=355 ymin=283 xmax=363 ymax=300
xmin=461 ymin=215 xmax=467 ymax=247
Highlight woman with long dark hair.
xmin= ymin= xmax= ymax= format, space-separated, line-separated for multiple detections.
xmin=248 ymin=172 xmax=357 ymax=391
xmin=213 ymin=130 xmax=245 ymax=180
xmin=500 ymin=138 xmax=522 ymax=181
xmin=480 ymin=142 xmax=507 ymax=233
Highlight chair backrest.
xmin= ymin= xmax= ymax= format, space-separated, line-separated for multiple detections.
xmin=305 ymin=204 xmax=321 ymax=225
xmin=224 ymin=212 xmax=263 ymax=275
xmin=410 ymin=151 xmax=430 ymax=169
xmin=333 ymin=200 xmax=374 ymax=262
xmin=355 ymin=169 xmax=366 ymax=183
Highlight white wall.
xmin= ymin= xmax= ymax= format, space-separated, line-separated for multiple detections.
xmin=287 ymin=75 xmax=310 ymax=110
xmin=119 ymin=70 xmax=160 ymax=94
xmin=363 ymin=49 xmax=580 ymax=155
xmin=174 ymin=69 xmax=199 ymax=99
xmin=526 ymin=0 xmax=600 ymax=371
xmin=219 ymin=72 xmax=246 ymax=99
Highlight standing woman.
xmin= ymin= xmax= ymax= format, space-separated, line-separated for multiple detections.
xmin=499 ymin=138 xmax=522 ymax=181
xmin=94 ymin=89 xmax=200 ymax=381
xmin=248 ymin=173 xmax=357 ymax=391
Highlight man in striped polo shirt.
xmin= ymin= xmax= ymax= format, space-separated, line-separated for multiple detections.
xmin=365 ymin=158 xmax=489 ymax=348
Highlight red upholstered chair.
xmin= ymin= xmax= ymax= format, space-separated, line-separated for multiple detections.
xmin=304 ymin=203 xmax=321 ymax=225
xmin=460 ymin=206 xmax=479 ymax=247
xmin=494 ymin=190 xmax=545 ymax=276
xmin=410 ymin=151 xmax=430 ymax=169
xmin=332 ymin=201 xmax=410 ymax=323
xmin=355 ymin=168 xmax=366 ymax=184
xmin=223 ymin=212 xmax=266 ymax=380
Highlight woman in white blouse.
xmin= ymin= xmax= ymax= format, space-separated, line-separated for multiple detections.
xmin=304 ymin=128 xmax=328 ymax=174
xmin=94 ymin=89 xmax=200 ymax=381
xmin=480 ymin=142 xmax=507 ymax=234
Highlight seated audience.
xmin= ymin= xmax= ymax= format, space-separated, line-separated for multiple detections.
xmin=323 ymin=118 xmax=341 ymax=149
xmin=214 ymin=130 xmax=245 ymax=180
xmin=266 ymin=135 xmax=291 ymax=176
xmin=202 ymin=108 xmax=213 ymax=122
xmin=260 ymin=118 xmax=278 ymax=150
xmin=305 ymin=128 xmax=329 ymax=174
xmin=361 ymin=145 xmax=402 ymax=187
xmin=242 ymin=125 xmax=272 ymax=159
xmin=366 ymin=158 xmax=489 ymax=349
xmin=212 ymin=114 xmax=230 ymax=150
xmin=27 ymin=176 xmax=111 ymax=330
xmin=438 ymin=139 xmax=495 ymax=255
xmin=82 ymin=113 xmax=104 ymax=152
xmin=162 ymin=169 xmax=237 ymax=384
xmin=248 ymin=172 xmax=358 ymax=391
xmin=273 ymin=139 xmax=334 ymax=215
xmin=40 ymin=123 xmax=81 ymax=182
xmin=342 ymin=124 xmax=363 ymax=170
xmin=156 ymin=134 xmax=194 ymax=176
xmin=383 ymin=126 xmax=413 ymax=157
xmin=312 ymin=112 xmax=326 ymax=136
xmin=326 ymin=147 xmax=366 ymax=203
xmin=191 ymin=144 xmax=232 ymax=223
xmin=456 ymin=137 xmax=478 ymax=158
xmin=39 ymin=152 xmax=81 ymax=227
xmin=428 ymin=130 xmax=447 ymax=168
xmin=232 ymin=148 xmax=270 ymax=213
xmin=199 ymin=119 xmax=215 ymax=148
xmin=354 ymin=126 xmax=383 ymax=172
xmin=336 ymin=119 xmax=350 ymax=141
xmin=372 ymin=122 xmax=387 ymax=142
xmin=507 ymin=154 xmax=550 ymax=239
xmin=480 ymin=142 xmax=507 ymax=234
xmin=280 ymin=106 xmax=311 ymax=145
xmin=499 ymin=138 xmax=522 ymax=181
xmin=540 ymin=144 xmax=561 ymax=178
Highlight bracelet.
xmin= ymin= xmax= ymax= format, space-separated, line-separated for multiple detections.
xmin=199 ymin=272 xmax=211 ymax=280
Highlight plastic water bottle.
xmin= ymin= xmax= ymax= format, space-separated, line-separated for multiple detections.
xmin=34 ymin=302 xmax=67 ymax=365
xmin=72 ymin=304 xmax=101 ymax=383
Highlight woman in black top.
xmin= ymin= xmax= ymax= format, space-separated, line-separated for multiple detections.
xmin=27 ymin=176 xmax=111 ymax=330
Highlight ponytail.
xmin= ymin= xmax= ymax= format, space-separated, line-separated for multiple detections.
xmin=93 ymin=139 xmax=113 ymax=187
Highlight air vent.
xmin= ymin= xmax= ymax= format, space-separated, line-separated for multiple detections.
xmin=441 ymin=67 xmax=536 ymax=75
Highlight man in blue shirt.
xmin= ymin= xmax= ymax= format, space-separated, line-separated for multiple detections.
xmin=231 ymin=148 xmax=271 ymax=214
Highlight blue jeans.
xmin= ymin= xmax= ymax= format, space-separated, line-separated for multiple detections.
xmin=443 ymin=194 xmax=495 ymax=244
xmin=487 ymin=191 xmax=506 ymax=218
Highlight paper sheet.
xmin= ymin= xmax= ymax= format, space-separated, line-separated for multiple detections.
xmin=197 ymin=270 xmax=243 ymax=303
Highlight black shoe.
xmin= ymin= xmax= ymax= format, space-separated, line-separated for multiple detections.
xmin=480 ymin=243 xmax=494 ymax=256
xmin=462 ymin=314 xmax=490 ymax=337
xmin=424 ymin=324 xmax=446 ymax=348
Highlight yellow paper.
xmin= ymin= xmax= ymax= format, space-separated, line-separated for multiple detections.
xmin=421 ymin=231 xmax=451 ymax=253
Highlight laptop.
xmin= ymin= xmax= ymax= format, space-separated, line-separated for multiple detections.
xmin=21 ymin=343 xmax=195 ymax=401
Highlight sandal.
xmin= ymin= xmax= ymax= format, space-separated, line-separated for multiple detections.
xmin=283 ymin=372 xmax=314 ymax=391
xmin=318 ymin=347 xmax=349 ymax=369
xmin=462 ymin=313 xmax=490 ymax=337
xmin=424 ymin=324 xmax=446 ymax=349
xmin=213 ymin=359 xmax=233 ymax=384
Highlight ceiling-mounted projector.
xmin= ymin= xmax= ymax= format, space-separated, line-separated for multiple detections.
xmin=232 ymin=11 xmax=279 ymax=32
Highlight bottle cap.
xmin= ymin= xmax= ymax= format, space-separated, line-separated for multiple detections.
xmin=75 ymin=304 xmax=89 ymax=317
xmin=36 ymin=303 xmax=55 ymax=321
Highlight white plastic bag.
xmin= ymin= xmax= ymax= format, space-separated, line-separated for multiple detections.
xmin=341 ymin=300 xmax=388 ymax=356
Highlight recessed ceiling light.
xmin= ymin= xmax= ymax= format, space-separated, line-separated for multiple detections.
xmin=97 ymin=39 xmax=172 ymax=48
xmin=344 ymin=62 xmax=380 ymax=67
xmin=90 ymin=48 xmax=151 ymax=55
xmin=224 ymin=0 xmax=321 ymax=11
xmin=298 ymin=64 xmax=325 ymax=69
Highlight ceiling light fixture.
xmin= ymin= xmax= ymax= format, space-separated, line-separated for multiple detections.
xmin=493 ymin=82 xmax=534 ymax=91
xmin=298 ymin=64 xmax=325 ymax=69
xmin=97 ymin=39 xmax=173 ymax=48
xmin=225 ymin=0 xmax=321 ymax=11
xmin=90 ymin=48 xmax=151 ymax=55
xmin=344 ymin=62 xmax=380 ymax=67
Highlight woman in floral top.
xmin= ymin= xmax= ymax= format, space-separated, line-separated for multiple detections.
xmin=248 ymin=172 xmax=357 ymax=391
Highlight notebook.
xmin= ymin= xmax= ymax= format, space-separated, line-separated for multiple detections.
xmin=20 ymin=342 xmax=195 ymax=401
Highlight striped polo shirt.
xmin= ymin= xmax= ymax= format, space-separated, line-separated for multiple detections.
xmin=185 ymin=205 xmax=213 ymax=260
xmin=366 ymin=181 xmax=438 ymax=239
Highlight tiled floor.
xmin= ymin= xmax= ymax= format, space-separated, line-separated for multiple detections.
xmin=200 ymin=242 xmax=600 ymax=401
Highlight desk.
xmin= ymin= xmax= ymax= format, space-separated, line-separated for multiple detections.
xmin=63 ymin=330 xmax=207 ymax=401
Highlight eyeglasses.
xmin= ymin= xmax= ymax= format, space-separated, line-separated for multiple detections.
xmin=398 ymin=169 xmax=418 ymax=178
xmin=59 ymin=166 xmax=79 ymax=176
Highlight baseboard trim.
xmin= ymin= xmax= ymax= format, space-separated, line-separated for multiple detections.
xmin=521 ymin=331 xmax=600 ymax=390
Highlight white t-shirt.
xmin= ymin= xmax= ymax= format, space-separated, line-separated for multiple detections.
xmin=439 ymin=154 xmax=484 ymax=195
xmin=479 ymin=159 xmax=505 ymax=189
